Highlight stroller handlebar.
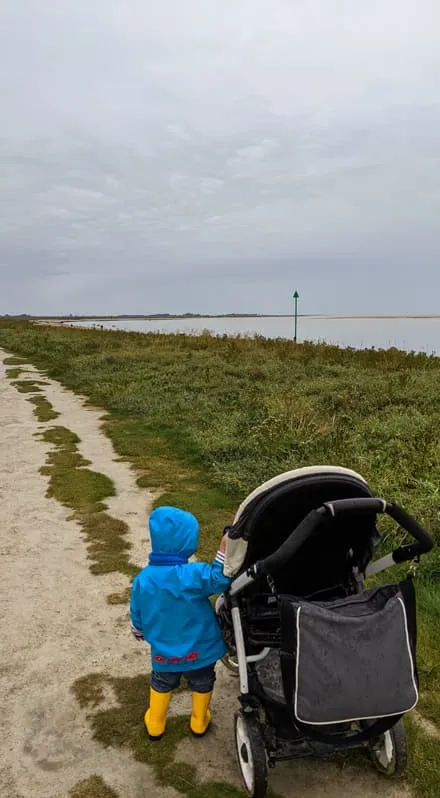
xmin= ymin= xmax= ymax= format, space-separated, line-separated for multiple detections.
xmin=256 ymin=497 xmax=434 ymax=577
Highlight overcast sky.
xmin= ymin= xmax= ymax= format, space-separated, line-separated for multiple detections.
xmin=1 ymin=1 xmax=439 ymax=316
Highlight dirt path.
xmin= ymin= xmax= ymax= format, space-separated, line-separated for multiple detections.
xmin=0 ymin=354 xmax=177 ymax=798
xmin=0 ymin=352 xmax=410 ymax=798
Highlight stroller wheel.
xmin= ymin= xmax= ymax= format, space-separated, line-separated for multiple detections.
xmin=234 ymin=710 xmax=268 ymax=798
xmin=368 ymin=720 xmax=407 ymax=777
xmin=221 ymin=652 xmax=239 ymax=676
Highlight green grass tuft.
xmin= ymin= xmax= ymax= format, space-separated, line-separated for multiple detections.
xmin=11 ymin=379 xmax=42 ymax=393
xmin=28 ymin=394 xmax=60 ymax=421
xmin=106 ymin=587 xmax=131 ymax=605
xmin=81 ymin=513 xmax=138 ymax=578
xmin=37 ymin=426 xmax=137 ymax=578
xmin=44 ymin=462 xmax=113 ymax=513
xmin=3 ymin=355 xmax=27 ymax=365
xmin=42 ymin=425 xmax=82 ymax=449
xmin=6 ymin=367 xmax=24 ymax=378
xmin=69 ymin=775 xmax=120 ymax=798
xmin=73 ymin=673 xmax=108 ymax=710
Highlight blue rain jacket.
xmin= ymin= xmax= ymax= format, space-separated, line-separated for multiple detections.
xmin=130 ymin=506 xmax=231 ymax=672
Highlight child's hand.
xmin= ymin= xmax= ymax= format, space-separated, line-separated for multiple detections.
xmin=219 ymin=532 xmax=229 ymax=553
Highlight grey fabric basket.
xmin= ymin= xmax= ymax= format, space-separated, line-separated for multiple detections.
xmin=281 ymin=582 xmax=418 ymax=726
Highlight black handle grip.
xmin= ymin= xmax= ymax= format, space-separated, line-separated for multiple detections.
xmin=258 ymin=507 xmax=326 ymax=575
xmin=322 ymin=498 xmax=387 ymax=516
xmin=387 ymin=503 xmax=434 ymax=555
xmin=323 ymin=499 xmax=434 ymax=556
xmin=257 ymin=497 xmax=433 ymax=575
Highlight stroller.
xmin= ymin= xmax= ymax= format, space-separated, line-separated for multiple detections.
xmin=215 ymin=466 xmax=434 ymax=798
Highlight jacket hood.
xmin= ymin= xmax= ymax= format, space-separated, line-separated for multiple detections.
xmin=149 ymin=506 xmax=199 ymax=559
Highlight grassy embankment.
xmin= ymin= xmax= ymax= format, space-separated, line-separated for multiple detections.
xmin=0 ymin=320 xmax=439 ymax=798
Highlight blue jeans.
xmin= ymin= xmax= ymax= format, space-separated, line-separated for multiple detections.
xmin=151 ymin=663 xmax=216 ymax=694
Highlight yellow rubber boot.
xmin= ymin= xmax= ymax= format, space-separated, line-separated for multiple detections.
xmin=190 ymin=691 xmax=213 ymax=736
xmin=144 ymin=689 xmax=172 ymax=741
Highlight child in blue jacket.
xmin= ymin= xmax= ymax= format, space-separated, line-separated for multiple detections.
xmin=130 ymin=505 xmax=231 ymax=740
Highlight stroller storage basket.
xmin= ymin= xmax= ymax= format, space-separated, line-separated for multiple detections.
xmin=280 ymin=579 xmax=418 ymax=726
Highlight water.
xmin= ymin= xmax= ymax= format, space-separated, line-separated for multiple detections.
xmin=68 ymin=316 xmax=440 ymax=355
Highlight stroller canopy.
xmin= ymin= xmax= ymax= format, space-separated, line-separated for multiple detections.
xmin=224 ymin=466 xmax=380 ymax=595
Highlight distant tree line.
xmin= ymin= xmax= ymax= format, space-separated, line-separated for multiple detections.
xmin=0 ymin=312 xmax=264 ymax=320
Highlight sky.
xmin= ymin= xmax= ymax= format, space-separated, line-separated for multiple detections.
xmin=1 ymin=0 xmax=440 ymax=316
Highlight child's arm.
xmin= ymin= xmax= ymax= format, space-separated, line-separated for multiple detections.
xmin=182 ymin=534 xmax=232 ymax=597
xmin=129 ymin=576 xmax=144 ymax=641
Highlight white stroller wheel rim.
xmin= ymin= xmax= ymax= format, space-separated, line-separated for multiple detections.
xmin=374 ymin=731 xmax=396 ymax=771
xmin=235 ymin=714 xmax=255 ymax=792
xmin=383 ymin=731 xmax=394 ymax=764
xmin=368 ymin=720 xmax=407 ymax=778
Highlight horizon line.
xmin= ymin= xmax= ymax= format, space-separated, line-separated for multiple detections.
xmin=27 ymin=313 xmax=440 ymax=321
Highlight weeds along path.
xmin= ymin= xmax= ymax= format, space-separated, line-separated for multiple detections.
xmin=0 ymin=351 xmax=413 ymax=798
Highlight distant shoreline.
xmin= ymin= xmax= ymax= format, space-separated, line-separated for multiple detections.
xmin=27 ymin=313 xmax=440 ymax=323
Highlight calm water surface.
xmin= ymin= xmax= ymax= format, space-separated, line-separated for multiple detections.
xmin=69 ymin=316 xmax=440 ymax=355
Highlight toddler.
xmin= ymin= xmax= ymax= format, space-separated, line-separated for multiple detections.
xmin=130 ymin=506 xmax=231 ymax=739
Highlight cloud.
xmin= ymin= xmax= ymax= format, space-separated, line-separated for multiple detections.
xmin=0 ymin=0 xmax=439 ymax=315
xmin=228 ymin=139 xmax=280 ymax=165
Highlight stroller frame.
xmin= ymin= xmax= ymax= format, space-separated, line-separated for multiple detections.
xmin=216 ymin=467 xmax=433 ymax=798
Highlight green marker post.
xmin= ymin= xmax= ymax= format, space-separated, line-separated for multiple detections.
xmin=293 ymin=291 xmax=299 ymax=342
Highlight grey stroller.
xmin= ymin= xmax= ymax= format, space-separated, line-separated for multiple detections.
xmin=215 ymin=466 xmax=434 ymax=797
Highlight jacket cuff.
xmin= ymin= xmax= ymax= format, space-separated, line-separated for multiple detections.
xmin=130 ymin=621 xmax=143 ymax=638
xmin=214 ymin=550 xmax=225 ymax=565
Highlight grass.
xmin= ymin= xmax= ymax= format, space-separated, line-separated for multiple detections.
xmin=12 ymin=379 xmax=43 ymax=393
xmin=29 ymin=394 xmax=60 ymax=421
xmin=415 ymin=584 xmax=440 ymax=727
xmin=6 ymin=367 xmax=24 ymax=378
xmin=10 ymin=377 xmax=59 ymax=421
xmin=37 ymin=425 xmax=137 ymax=578
xmin=1 ymin=322 xmax=439 ymax=571
xmin=405 ymin=715 xmax=440 ymax=798
xmin=69 ymin=775 xmax=120 ymax=798
xmin=106 ymin=587 xmax=131 ymax=605
xmin=1 ymin=320 xmax=439 ymax=796
xmin=106 ymin=419 xmax=233 ymax=562
xmin=72 ymin=672 xmax=249 ymax=798
xmin=3 ymin=355 xmax=27 ymax=365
